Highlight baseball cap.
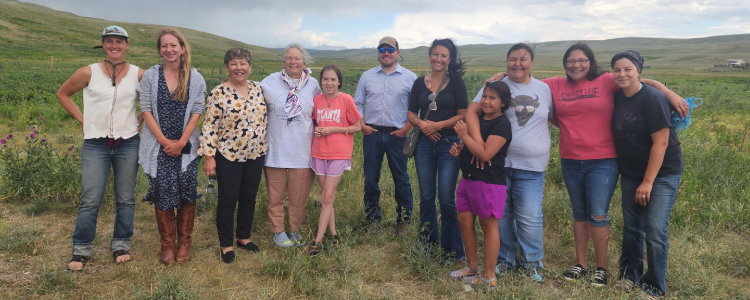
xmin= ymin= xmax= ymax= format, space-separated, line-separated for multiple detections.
xmin=378 ymin=36 xmax=398 ymax=50
xmin=94 ymin=26 xmax=129 ymax=48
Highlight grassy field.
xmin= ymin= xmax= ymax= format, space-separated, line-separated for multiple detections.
xmin=0 ymin=56 xmax=749 ymax=299
xmin=1 ymin=0 xmax=750 ymax=298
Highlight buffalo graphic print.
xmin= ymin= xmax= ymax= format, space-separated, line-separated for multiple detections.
xmin=511 ymin=94 xmax=540 ymax=127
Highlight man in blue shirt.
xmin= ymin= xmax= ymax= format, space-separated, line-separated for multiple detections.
xmin=355 ymin=36 xmax=417 ymax=236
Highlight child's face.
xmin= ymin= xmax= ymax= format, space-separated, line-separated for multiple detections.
xmin=321 ymin=69 xmax=340 ymax=95
xmin=480 ymin=88 xmax=504 ymax=116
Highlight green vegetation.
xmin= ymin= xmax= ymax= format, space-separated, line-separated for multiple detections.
xmin=1 ymin=0 xmax=749 ymax=298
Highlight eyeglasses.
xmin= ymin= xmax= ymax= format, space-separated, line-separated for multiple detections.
xmin=378 ymin=47 xmax=396 ymax=54
xmin=565 ymin=59 xmax=589 ymax=66
xmin=206 ymin=175 xmax=216 ymax=194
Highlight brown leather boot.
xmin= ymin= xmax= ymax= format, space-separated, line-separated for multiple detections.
xmin=175 ymin=201 xmax=196 ymax=263
xmin=154 ymin=207 xmax=176 ymax=265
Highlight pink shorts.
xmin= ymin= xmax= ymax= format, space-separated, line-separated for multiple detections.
xmin=456 ymin=178 xmax=506 ymax=219
xmin=310 ymin=158 xmax=351 ymax=177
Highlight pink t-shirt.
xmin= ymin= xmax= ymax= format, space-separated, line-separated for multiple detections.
xmin=311 ymin=92 xmax=362 ymax=160
xmin=543 ymin=73 xmax=620 ymax=160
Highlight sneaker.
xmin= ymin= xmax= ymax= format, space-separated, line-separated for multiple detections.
xmin=289 ymin=232 xmax=306 ymax=246
xmin=495 ymin=263 xmax=512 ymax=277
xmin=307 ymin=241 xmax=323 ymax=256
xmin=592 ymin=267 xmax=608 ymax=287
xmin=525 ymin=267 xmax=544 ymax=283
xmin=613 ymin=278 xmax=636 ymax=292
xmin=368 ymin=222 xmax=380 ymax=235
xmin=395 ymin=223 xmax=408 ymax=236
xmin=449 ymin=266 xmax=478 ymax=280
xmin=563 ymin=264 xmax=588 ymax=281
xmin=273 ymin=232 xmax=294 ymax=248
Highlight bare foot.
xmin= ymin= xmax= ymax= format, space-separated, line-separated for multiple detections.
xmin=68 ymin=261 xmax=84 ymax=271
xmin=114 ymin=253 xmax=131 ymax=264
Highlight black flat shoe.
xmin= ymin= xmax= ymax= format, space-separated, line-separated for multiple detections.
xmin=221 ymin=250 xmax=235 ymax=263
xmin=237 ymin=240 xmax=260 ymax=253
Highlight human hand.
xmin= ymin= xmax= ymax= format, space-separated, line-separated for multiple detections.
xmin=391 ymin=126 xmax=409 ymax=138
xmin=454 ymin=120 xmax=468 ymax=137
xmin=485 ymin=72 xmax=507 ymax=84
xmin=471 ymin=155 xmax=490 ymax=169
xmin=450 ymin=142 xmax=463 ymax=157
xmin=203 ymin=156 xmax=216 ymax=177
xmin=361 ymin=124 xmax=376 ymax=135
xmin=668 ymin=94 xmax=690 ymax=118
xmin=419 ymin=120 xmax=440 ymax=136
xmin=163 ymin=140 xmax=183 ymax=157
xmin=635 ymin=181 xmax=653 ymax=206
xmin=426 ymin=131 xmax=441 ymax=141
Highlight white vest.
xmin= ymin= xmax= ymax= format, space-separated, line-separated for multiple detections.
xmin=82 ymin=63 xmax=140 ymax=139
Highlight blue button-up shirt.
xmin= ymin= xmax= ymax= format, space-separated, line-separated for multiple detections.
xmin=354 ymin=63 xmax=417 ymax=128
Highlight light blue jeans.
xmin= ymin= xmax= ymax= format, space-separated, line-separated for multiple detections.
xmin=72 ymin=136 xmax=139 ymax=256
xmin=561 ymin=158 xmax=619 ymax=226
xmin=619 ymin=174 xmax=682 ymax=297
xmin=497 ymin=167 xmax=545 ymax=269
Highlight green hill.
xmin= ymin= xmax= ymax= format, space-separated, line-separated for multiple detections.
xmin=0 ymin=0 xmax=281 ymax=64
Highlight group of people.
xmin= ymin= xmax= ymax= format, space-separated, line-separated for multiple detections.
xmin=56 ymin=25 xmax=689 ymax=299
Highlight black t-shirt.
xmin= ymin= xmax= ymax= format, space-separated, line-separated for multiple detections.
xmin=460 ymin=114 xmax=512 ymax=185
xmin=408 ymin=74 xmax=469 ymax=136
xmin=612 ymin=84 xmax=683 ymax=179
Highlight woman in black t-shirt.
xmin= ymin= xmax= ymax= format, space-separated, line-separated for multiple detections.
xmin=610 ymin=50 xmax=683 ymax=298
xmin=407 ymin=38 xmax=468 ymax=261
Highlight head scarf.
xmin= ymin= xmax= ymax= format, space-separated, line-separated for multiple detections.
xmin=280 ymin=68 xmax=311 ymax=125
xmin=611 ymin=50 xmax=644 ymax=73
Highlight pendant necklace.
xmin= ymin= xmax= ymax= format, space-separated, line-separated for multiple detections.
xmin=104 ymin=60 xmax=127 ymax=86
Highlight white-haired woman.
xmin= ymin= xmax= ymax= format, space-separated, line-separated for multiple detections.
xmin=260 ymin=43 xmax=321 ymax=248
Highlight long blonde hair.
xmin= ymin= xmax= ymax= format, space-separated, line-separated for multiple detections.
xmin=157 ymin=28 xmax=191 ymax=102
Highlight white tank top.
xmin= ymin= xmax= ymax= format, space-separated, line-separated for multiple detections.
xmin=82 ymin=63 xmax=140 ymax=139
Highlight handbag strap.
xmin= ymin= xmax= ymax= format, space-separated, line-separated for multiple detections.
xmin=423 ymin=74 xmax=449 ymax=121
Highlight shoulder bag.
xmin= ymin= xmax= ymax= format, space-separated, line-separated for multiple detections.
xmin=403 ymin=75 xmax=449 ymax=158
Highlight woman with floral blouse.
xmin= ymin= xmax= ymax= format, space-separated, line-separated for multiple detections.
xmin=198 ymin=48 xmax=267 ymax=263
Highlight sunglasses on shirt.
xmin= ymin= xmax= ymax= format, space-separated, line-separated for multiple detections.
xmin=378 ymin=47 xmax=396 ymax=54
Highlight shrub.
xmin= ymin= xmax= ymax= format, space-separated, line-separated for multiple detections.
xmin=0 ymin=123 xmax=81 ymax=208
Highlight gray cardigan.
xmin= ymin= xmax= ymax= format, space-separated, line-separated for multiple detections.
xmin=137 ymin=65 xmax=206 ymax=178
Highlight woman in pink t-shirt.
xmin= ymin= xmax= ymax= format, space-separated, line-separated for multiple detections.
xmin=488 ymin=42 xmax=688 ymax=286
xmin=307 ymin=65 xmax=362 ymax=256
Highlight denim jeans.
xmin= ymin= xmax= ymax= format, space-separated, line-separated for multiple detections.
xmin=619 ymin=174 xmax=682 ymax=297
xmin=497 ymin=167 xmax=545 ymax=269
xmin=414 ymin=135 xmax=464 ymax=260
xmin=362 ymin=131 xmax=413 ymax=224
xmin=561 ymin=158 xmax=619 ymax=226
xmin=72 ymin=136 xmax=140 ymax=256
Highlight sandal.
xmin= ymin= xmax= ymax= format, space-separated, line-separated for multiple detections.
xmin=449 ymin=266 xmax=478 ymax=280
xmin=462 ymin=274 xmax=498 ymax=287
xmin=67 ymin=255 xmax=87 ymax=272
xmin=112 ymin=250 xmax=131 ymax=264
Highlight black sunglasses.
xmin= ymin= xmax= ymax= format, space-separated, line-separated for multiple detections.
xmin=378 ymin=47 xmax=396 ymax=54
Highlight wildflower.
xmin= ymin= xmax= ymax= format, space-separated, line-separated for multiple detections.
xmin=34 ymin=130 xmax=39 ymax=134
xmin=2 ymin=144 xmax=6 ymax=148
xmin=31 ymin=126 xmax=35 ymax=130
xmin=62 ymin=152 xmax=68 ymax=157
xmin=0 ymin=139 xmax=5 ymax=145
xmin=4 ymin=134 xmax=11 ymax=139
xmin=40 ymin=116 xmax=44 ymax=120
xmin=39 ymin=145 xmax=43 ymax=149
xmin=68 ymin=145 xmax=74 ymax=151
xmin=41 ymin=137 xmax=47 ymax=142
xmin=30 ymin=133 xmax=37 ymax=139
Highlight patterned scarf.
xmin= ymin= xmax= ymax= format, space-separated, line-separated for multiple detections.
xmin=281 ymin=68 xmax=311 ymax=125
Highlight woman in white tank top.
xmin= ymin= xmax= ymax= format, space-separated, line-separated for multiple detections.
xmin=56 ymin=25 xmax=145 ymax=272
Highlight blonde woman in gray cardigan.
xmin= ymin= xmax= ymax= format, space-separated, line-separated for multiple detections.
xmin=137 ymin=28 xmax=205 ymax=265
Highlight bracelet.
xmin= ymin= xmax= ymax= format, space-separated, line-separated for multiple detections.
xmin=345 ymin=128 xmax=349 ymax=135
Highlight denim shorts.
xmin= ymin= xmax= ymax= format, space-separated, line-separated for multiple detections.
xmin=561 ymin=158 xmax=619 ymax=227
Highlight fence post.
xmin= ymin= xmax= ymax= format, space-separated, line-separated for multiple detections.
xmin=50 ymin=56 xmax=54 ymax=69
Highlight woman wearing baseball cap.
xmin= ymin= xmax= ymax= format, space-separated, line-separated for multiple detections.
xmin=57 ymin=25 xmax=145 ymax=271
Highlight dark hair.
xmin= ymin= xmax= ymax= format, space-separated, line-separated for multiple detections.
xmin=428 ymin=38 xmax=466 ymax=78
xmin=224 ymin=48 xmax=252 ymax=66
xmin=319 ymin=64 xmax=343 ymax=89
xmin=563 ymin=42 xmax=605 ymax=83
xmin=483 ymin=81 xmax=512 ymax=112
xmin=507 ymin=43 xmax=535 ymax=61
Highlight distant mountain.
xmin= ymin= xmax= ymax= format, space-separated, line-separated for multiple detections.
xmin=309 ymin=45 xmax=347 ymax=51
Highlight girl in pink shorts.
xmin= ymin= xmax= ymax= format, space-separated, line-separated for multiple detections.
xmin=448 ymin=81 xmax=513 ymax=286
xmin=307 ymin=65 xmax=362 ymax=255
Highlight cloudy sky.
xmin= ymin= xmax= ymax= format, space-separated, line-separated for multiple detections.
xmin=22 ymin=0 xmax=750 ymax=49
